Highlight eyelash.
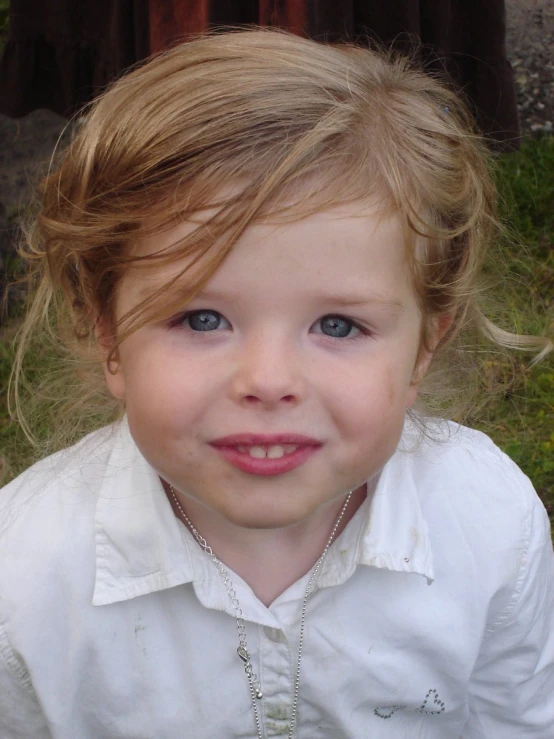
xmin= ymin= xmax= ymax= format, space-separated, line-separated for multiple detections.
xmin=171 ymin=310 xmax=371 ymax=340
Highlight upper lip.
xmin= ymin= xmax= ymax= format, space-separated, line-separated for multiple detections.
xmin=210 ymin=433 xmax=321 ymax=447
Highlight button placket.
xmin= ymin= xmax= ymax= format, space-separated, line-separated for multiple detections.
xmin=257 ymin=623 xmax=293 ymax=736
xmin=263 ymin=626 xmax=287 ymax=643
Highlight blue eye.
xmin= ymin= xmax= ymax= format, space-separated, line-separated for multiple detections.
xmin=317 ymin=315 xmax=359 ymax=338
xmin=182 ymin=310 xmax=224 ymax=332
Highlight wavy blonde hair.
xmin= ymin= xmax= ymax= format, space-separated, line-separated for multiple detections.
xmin=10 ymin=27 xmax=552 ymax=455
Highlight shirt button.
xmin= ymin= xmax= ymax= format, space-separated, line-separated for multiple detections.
xmin=263 ymin=626 xmax=287 ymax=643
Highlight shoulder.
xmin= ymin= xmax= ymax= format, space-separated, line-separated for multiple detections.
xmin=404 ymin=419 xmax=540 ymax=515
xmin=0 ymin=423 xmax=123 ymax=535
xmin=0 ymin=423 xmax=127 ymax=611
xmin=403 ymin=419 xmax=552 ymax=598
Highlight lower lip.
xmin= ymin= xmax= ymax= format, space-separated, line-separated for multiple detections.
xmin=211 ymin=445 xmax=320 ymax=476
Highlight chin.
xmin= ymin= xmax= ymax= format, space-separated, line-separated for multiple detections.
xmin=219 ymin=500 xmax=311 ymax=531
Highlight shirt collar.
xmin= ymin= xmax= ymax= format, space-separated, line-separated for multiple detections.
xmin=93 ymin=419 xmax=196 ymax=606
xmin=317 ymin=447 xmax=435 ymax=589
xmin=92 ymin=420 xmax=434 ymax=607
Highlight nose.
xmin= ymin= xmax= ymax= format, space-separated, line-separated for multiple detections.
xmin=230 ymin=329 xmax=305 ymax=409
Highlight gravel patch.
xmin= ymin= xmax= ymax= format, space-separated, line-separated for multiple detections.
xmin=506 ymin=0 xmax=554 ymax=135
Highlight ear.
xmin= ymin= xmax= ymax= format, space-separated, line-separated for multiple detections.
xmin=94 ymin=316 xmax=126 ymax=400
xmin=410 ymin=313 xmax=454 ymax=392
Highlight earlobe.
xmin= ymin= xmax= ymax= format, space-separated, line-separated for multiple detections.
xmin=104 ymin=353 xmax=126 ymax=400
xmin=432 ymin=313 xmax=454 ymax=351
xmin=407 ymin=350 xmax=434 ymax=411
xmin=410 ymin=313 xmax=454 ymax=389
xmin=94 ymin=317 xmax=126 ymax=400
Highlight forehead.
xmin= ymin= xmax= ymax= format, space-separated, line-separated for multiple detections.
xmin=122 ymin=198 xmax=415 ymax=311
xmin=135 ymin=197 xmax=405 ymax=259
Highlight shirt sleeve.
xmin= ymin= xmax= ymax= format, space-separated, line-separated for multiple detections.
xmin=462 ymin=494 xmax=554 ymax=738
xmin=0 ymin=623 xmax=52 ymax=739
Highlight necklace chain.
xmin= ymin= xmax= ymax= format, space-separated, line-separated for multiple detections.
xmin=168 ymin=484 xmax=352 ymax=739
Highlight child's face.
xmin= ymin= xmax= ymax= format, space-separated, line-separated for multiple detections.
xmin=103 ymin=200 xmax=434 ymax=530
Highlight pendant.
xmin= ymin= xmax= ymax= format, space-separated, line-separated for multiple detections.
xmin=237 ymin=646 xmax=263 ymax=699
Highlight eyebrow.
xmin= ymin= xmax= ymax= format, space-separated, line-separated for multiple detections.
xmin=315 ymin=293 xmax=405 ymax=311
xmin=192 ymin=288 xmax=405 ymax=312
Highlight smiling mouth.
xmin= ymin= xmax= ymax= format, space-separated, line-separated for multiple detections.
xmin=235 ymin=444 xmax=300 ymax=459
xmin=210 ymin=441 xmax=320 ymax=476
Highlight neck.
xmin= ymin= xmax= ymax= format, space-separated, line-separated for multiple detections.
xmin=166 ymin=483 xmax=368 ymax=606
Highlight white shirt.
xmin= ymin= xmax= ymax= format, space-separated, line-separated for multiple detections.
xmin=0 ymin=418 xmax=553 ymax=739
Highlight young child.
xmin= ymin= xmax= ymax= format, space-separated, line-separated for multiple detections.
xmin=1 ymin=28 xmax=553 ymax=739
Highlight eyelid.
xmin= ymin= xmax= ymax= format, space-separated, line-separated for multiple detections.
xmin=312 ymin=314 xmax=372 ymax=339
xmin=169 ymin=308 xmax=231 ymax=331
xmin=168 ymin=310 xmax=373 ymax=338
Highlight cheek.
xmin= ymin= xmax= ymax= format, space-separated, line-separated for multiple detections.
xmin=405 ymin=382 xmax=419 ymax=409
xmin=121 ymin=344 xmax=223 ymax=441
xmin=340 ymin=362 xmax=416 ymax=457
xmin=382 ymin=359 xmax=419 ymax=410
xmin=111 ymin=343 xmax=178 ymax=419
xmin=386 ymin=370 xmax=396 ymax=406
xmin=334 ymin=366 xmax=406 ymax=436
xmin=333 ymin=359 xmax=413 ymax=412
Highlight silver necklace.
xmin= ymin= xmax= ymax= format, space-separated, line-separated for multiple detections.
xmin=168 ymin=484 xmax=352 ymax=739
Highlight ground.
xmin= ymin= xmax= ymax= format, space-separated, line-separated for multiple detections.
xmin=506 ymin=0 xmax=554 ymax=135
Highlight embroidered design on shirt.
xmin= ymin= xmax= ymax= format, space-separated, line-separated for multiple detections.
xmin=374 ymin=704 xmax=406 ymax=719
xmin=374 ymin=689 xmax=445 ymax=719
xmin=417 ymin=688 xmax=445 ymax=715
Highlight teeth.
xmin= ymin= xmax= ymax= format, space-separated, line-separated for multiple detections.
xmin=235 ymin=444 xmax=300 ymax=459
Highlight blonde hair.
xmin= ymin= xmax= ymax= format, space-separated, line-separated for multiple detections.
xmin=10 ymin=27 xmax=552 ymax=455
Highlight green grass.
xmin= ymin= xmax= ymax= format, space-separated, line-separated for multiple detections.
xmin=1 ymin=135 xmax=553 ymax=529
xmin=468 ymin=135 xmax=554 ymax=522
xmin=0 ymin=322 xmax=21 ymax=484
